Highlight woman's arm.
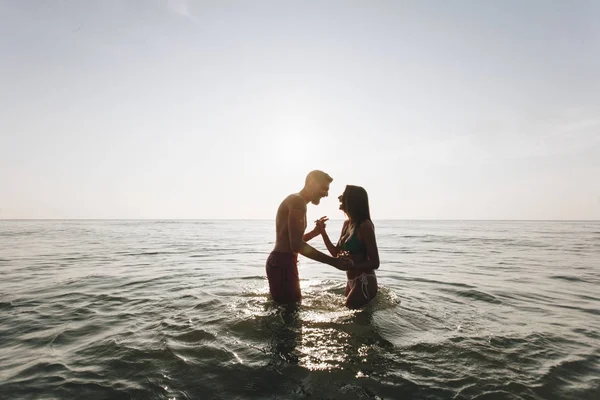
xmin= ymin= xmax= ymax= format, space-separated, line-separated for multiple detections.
xmin=349 ymin=220 xmax=380 ymax=270
xmin=320 ymin=219 xmax=348 ymax=257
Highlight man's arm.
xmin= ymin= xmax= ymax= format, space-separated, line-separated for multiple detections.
xmin=288 ymin=197 xmax=341 ymax=267
xmin=302 ymin=226 xmax=320 ymax=242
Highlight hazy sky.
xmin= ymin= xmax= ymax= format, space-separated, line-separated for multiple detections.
xmin=1 ymin=0 xmax=599 ymax=220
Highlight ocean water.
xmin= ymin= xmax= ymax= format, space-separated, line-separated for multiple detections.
xmin=0 ymin=220 xmax=599 ymax=400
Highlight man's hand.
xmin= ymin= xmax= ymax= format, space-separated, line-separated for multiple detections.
xmin=315 ymin=216 xmax=329 ymax=235
xmin=332 ymin=256 xmax=354 ymax=271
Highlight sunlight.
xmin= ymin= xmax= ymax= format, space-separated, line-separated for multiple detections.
xmin=273 ymin=134 xmax=316 ymax=165
xmin=298 ymin=326 xmax=349 ymax=371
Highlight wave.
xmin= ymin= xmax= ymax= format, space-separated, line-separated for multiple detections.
xmin=549 ymin=275 xmax=589 ymax=283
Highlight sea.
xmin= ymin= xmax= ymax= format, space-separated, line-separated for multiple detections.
xmin=0 ymin=220 xmax=599 ymax=400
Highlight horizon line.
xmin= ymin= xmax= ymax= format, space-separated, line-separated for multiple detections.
xmin=1 ymin=218 xmax=599 ymax=222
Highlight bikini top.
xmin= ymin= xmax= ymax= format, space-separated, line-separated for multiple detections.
xmin=340 ymin=224 xmax=366 ymax=254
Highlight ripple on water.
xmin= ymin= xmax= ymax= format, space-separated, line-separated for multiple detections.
xmin=1 ymin=220 xmax=600 ymax=399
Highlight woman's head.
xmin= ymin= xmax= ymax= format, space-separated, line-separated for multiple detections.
xmin=338 ymin=185 xmax=371 ymax=224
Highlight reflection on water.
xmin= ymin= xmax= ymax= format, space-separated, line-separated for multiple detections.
xmin=299 ymin=325 xmax=349 ymax=371
xmin=263 ymin=280 xmax=382 ymax=373
xmin=267 ymin=303 xmax=302 ymax=366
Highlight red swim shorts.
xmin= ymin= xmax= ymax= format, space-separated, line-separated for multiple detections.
xmin=265 ymin=251 xmax=301 ymax=303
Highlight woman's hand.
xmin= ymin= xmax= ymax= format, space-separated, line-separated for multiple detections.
xmin=315 ymin=216 xmax=329 ymax=235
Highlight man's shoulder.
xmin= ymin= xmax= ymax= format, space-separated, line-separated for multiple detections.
xmin=283 ymin=193 xmax=306 ymax=211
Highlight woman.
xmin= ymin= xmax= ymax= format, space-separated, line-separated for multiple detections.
xmin=316 ymin=185 xmax=380 ymax=309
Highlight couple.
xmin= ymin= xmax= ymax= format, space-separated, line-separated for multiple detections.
xmin=265 ymin=170 xmax=380 ymax=309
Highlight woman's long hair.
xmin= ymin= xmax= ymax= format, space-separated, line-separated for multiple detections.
xmin=342 ymin=185 xmax=371 ymax=226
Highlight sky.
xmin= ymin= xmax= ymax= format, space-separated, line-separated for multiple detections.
xmin=1 ymin=0 xmax=599 ymax=220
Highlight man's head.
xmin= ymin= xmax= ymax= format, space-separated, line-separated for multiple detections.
xmin=304 ymin=170 xmax=333 ymax=205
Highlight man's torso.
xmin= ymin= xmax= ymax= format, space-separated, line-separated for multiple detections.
xmin=273 ymin=194 xmax=306 ymax=253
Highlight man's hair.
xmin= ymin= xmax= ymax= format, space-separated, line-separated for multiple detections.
xmin=305 ymin=170 xmax=333 ymax=186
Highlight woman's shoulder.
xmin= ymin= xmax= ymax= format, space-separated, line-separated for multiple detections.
xmin=358 ymin=219 xmax=375 ymax=232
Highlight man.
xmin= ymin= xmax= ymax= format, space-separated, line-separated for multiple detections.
xmin=266 ymin=170 xmax=352 ymax=303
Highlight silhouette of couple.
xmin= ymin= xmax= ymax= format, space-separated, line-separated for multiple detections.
xmin=266 ymin=170 xmax=379 ymax=309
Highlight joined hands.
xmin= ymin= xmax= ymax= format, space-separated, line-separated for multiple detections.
xmin=313 ymin=216 xmax=353 ymax=270
xmin=314 ymin=216 xmax=328 ymax=235
xmin=334 ymin=250 xmax=354 ymax=270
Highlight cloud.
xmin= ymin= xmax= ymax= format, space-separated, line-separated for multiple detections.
xmin=454 ymin=109 xmax=600 ymax=161
xmin=372 ymin=108 xmax=600 ymax=168
xmin=552 ymin=118 xmax=600 ymax=138
xmin=166 ymin=0 xmax=198 ymax=22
